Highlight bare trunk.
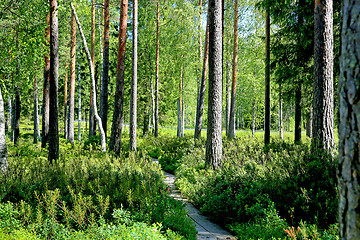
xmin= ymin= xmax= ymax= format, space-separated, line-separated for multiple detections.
xmin=178 ymin=68 xmax=183 ymax=138
xmin=100 ymin=0 xmax=110 ymax=138
xmin=7 ymin=97 xmax=11 ymax=133
xmin=42 ymin=14 xmax=50 ymax=148
xmin=0 ymin=87 xmax=8 ymax=173
xmin=338 ymin=1 xmax=360 ymax=238
xmin=225 ymin=60 xmax=231 ymax=134
xmin=71 ymin=2 xmax=106 ymax=152
xmin=294 ymin=84 xmax=302 ymax=143
xmin=48 ymin=0 xmax=59 ymax=162
xmin=69 ymin=10 xmax=76 ymax=144
xmin=177 ymin=99 xmax=181 ymax=137
xmin=205 ymin=0 xmax=222 ymax=169
xmin=64 ymin=63 xmax=68 ymax=139
xmin=154 ymin=0 xmax=160 ymax=137
xmin=252 ymin=100 xmax=256 ymax=139
xmin=14 ymin=88 xmax=20 ymax=145
xmin=89 ymin=0 xmax=96 ymax=137
xmin=279 ymin=84 xmax=283 ymax=139
xmin=264 ymin=9 xmax=271 ymax=145
xmin=228 ymin=0 xmax=238 ymax=139
xmin=34 ymin=75 xmax=41 ymax=143
xmin=109 ymin=0 xmax=128 ymax=154
xmin=312 ymin=0 xmax=334 ymax=153
xmin=78 ymin=43 xmax=82 ymax=142
xmin=194 ymin=11 xmax=210 ymax=139
xmin=306 ymin=106 xmax=312 ymax=138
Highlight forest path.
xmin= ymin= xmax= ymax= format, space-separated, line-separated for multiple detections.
xmin=154 ymin=159 xmax=236 ymax=240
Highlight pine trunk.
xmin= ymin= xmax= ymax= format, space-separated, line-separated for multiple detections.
xmin=225 ymin=60 xmax=231 ymax=134
xmin=264 ymin=9 xmax=271 ymax=145
xmin=100 ymin=0 xmax=110 ymax=137
xmin=69 ymin=10 xmax=76 ymax=144
xmin=294 ymin=84 xmax=302 ymax=143
xmin=89 ymin=0 xmax=96 ymax=137
xmin=78 ymin=43 xmax=82 ymax=142
xmin=194 ymin=12 xmax=210 ymax=139
xmin=338 ymin=1 xmax=360 ymax=238
xmin=0 ymin=87 xmax=8 ymax=173
xmin=109 ymin=0 xmax=128 ymax=154
xmin=306 ymin=107 xmax=312 ymax=138
xmin=64 ymin=63 xmax=68 ymax=139
xmin=48 ymin=0 xmax=59 ymax=162
xmin=312 ymin=0 xmax=334 ymax=153
xmin=154 ymin=0 xmax=160 ymax=137
xmin=205 ymin=0 xmax=222 ymax=169
xmin=252 ymin=100 xmax=256 ymax=139
xmin=14 ymin=88 xmax=20 ymax=146
xmin=228 ymin=0 xmax=238 ymax=139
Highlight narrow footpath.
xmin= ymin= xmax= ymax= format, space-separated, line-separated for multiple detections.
xmin=154 ymin=158 xmax=236 ymax=240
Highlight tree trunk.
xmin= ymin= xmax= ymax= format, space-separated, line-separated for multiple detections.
xmin=205 ymin=0 xmax=222 ymax=169
xmin=109 ymin=0 xmax=128 ymax=155
xmin=34 ymin=74 xmax=41 ymax=143
xmin=279 ymin=84 xmax=283 ymax=139
xmin=294 ymin=84 xmax=302 ymax=143
xmin=14 ymin=88 xmax=20 ymax=145
xmin=100 ymin=0 xmax=110 ymax=138
xmin=6 ymin=96 xmax=11 ymax=133
xmin=177 ymin=99 xmax=181 ymax=137
xmin=178 ymin=68 xmax=183 ymax=138
xmin=228 ymin=0 xmax=238 ymax=139
xmin=64 ymin=63 xmax=68 ymax=139
xmin=68 ymin=9 xmax=76 ymax=144
xmin=71 ymin=2 xmax=106 ymax=152
xmin=129 ymin=0 xmax=138 ymax=151
xmin=194 ymin=11 xmax=210 ymax=139
xmin=48 ymin=0 xmax=59 ymax=162
xmin=8 ymin=97 xmax=12 ymax=139
xmin=306 ymin=106 xmax=312 ymax=138
xmin=11 ymin=97 xmax=14 ymax=142
xmin=78 ymin=43 xmax=82 ymax=142
xmin=0 ymin=87 xmax=8 ymax=173
xmin=89 ymin=0 xmax=96 ymax=137
xmin=338 ymin=1 xmax=360 ymax=238
xmin=312 ymin=0 xmax=334 ymax=153
xmin=154 ymin=0 xmax=160 ymax=137
xmin=252 ymin=100 xmax=256 ymax=139
xmin=264 ymin=9 xmax=271 ymax=145
xmin=225 ymin=60 xmax=231 ymax=134
xmin=42 ymin=14 xmax=50 ymax=148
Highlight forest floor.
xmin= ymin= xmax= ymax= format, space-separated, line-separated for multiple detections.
xmin=154 ymin=159 xmax=236 ymax=240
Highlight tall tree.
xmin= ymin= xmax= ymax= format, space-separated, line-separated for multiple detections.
xmin=64 ymin=63 xmax=68 ymax=139
xmin=109 ymin=0 xmax=128 ymax=154
xmin=68 ymin=9 xmax=77 ymax=144
xmin=205 ymin=0 xmax=222 ymax=169
xmin=154 ymin=0 xmax=160 ymax=137
xmin=264 ymin=8 xmax=270 ymax=145
xmin=177 ymin=67 xmax=183 ymax=138
xmin=312 ymin=0 xmax=334 ymax=153
xmin=89 ymin=0 xmax=96 ymax=137
xmin=71 ymin=2 xmax=106 ymax=152
xmin=278 ymin=84 xmax=283 ymax=139
xmin=0 ymin=86 xmax=8 ymax=173
xmin=194 ymin=12 xmax=209 ymax=139
xmin=338 ymin=0 xmax=360 ymax=238
xmin=48 ymin=0 xmax=59 ymax=162
xmin=100 ymin=0 xmax=110 ymax=137
xmin=78 ymin=42 xmax=82 ymax=142
xmin=227 ymin=0 xmax=238 ymax=139
xmin=34 ymin=74 xmax=40 ymax=143
xmin=129 ymin=0 xmax=138 ymax=151
xmin=42 ymin=13 xmax=50 ymax=148
xmin=14 ymin=87 xmax=20 ymax=145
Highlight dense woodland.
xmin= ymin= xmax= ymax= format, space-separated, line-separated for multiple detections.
xmin=0 ymin=0 xmax=359 ymax=239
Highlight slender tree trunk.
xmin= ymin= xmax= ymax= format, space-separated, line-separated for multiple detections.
xmin=306 ymin=106 xmax=312 ymax=138
xmin=109 ymin=0 xmax=128 ymax=154
xmin=252 ymin=100 xmax=256 ymax=139
xmin=312 ymin=0 xmax=334 ymax=153
xmin=34 ymin=74 xmax=41 ymax=143
xmin=279 ymin=85 xmax=283 ymax=139
xmin=177 ymin=68 xmax=183 ymax=138
xmin=177 ymin=99 xmax=181 ymax=137
xmin=8 ymin=96 xmax=12 ymax=140
xmin=294 ymin=84 xmax=302 ymax=143
xmin=42 ymin=14 xmax=50 ymax=148
xmin=64 ymin=63 xmax=68 ymax=139
xmin=0 ymin=87 xmax=8 ymax=173
xmin=194 ymin=12 xmax=210 ymax=139
xmin=48 ymin=0 xmax=59 ymax=162
xmin=89 ymin=0 xmax=96 ymax=137
xmin=338 ymin=1 xmax=360 ymax=238
xmin=78 ymin=43 xmax=82 ymax=142
xmin=225 ymin=60 xmax=231 ymax=134
xmin=264 ymin=9 xmax=271 ymax=145
xmin=71 ymin=2 xmax=106 ymax=152
xmin=205 ymin=0 xmax=222 ymax=169
xmin=154 ymin=0 xmax=160 ymax=137
xmin=100 ymin=0 xmax=110 ymax=137
xmin=6 ymin=96 xmax=11 ymax=133
xmin=11 ymin=97 xmax=14 ymax=142
xmin=228 ymin=0 xmax=238 ymax=139
xmin=69 ymin=10 xmax=76 ymax=144
xmin=129 ymin=0 xmax=138 ymax=151
xmin=151 ymin=76 xmax=155 ymax=131
xmin=14 ymin=88 xmax=20 ymax=145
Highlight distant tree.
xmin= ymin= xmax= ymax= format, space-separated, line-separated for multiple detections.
xmin=338 ymin=1 xmax=360 ymax=238
xmin=205 ymin=0 xmax=222 ymax=169
xmin=0 ymin=86 xmax=8 ymax=173
xmin=48 ymin=0 xmax=59 ymax=162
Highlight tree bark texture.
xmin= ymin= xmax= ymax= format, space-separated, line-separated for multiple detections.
xmin=34 ymin=75 xmax=41 ymax=143
xmin=42 ymin=14 xmax=50 ymax=148
xmin=154 ymin=0 xmax=160 ymax=137
xmin=100 ymin=0 xmax=110 ymax=138
xmin=312 ymin=0 xmax=334 ymax=153
xmin=109 ymin=0 xmax=128 ymax=155
xmin=69 ymin=10 xmax=76 ymax=144
xmin=228 ymin=0 xmax=238 ymax=139
xmin=0 ymin=87 xmax=8 ymax=173
xmin=14 ymin=88 xmax=20 ymax=146
xmin=71 ymin=2 xmax=106 ymax=152
xmin=264 ymin=9 xmax=271 ymax=145
xmin=129 ymin=0 xmax=138 ymax=151
xmin=205 ymin=0 xmax=222 ymax=169
xmin=294 ymin=84 xmax=302 ymax=143
xmin=78 ymin=43 xmax=82 ymax=142
xmin=89 ymin=0 xmax=96 ymax=137
xmin=338 ymin=1 xmax=360 ymax=239
xmin=194 ymin=12 xmax=210 ymax=139
xmin=48 ymin=0 xmax=59 ymax=162
xmin=64 ymin=63 xmax=68 ymax=139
